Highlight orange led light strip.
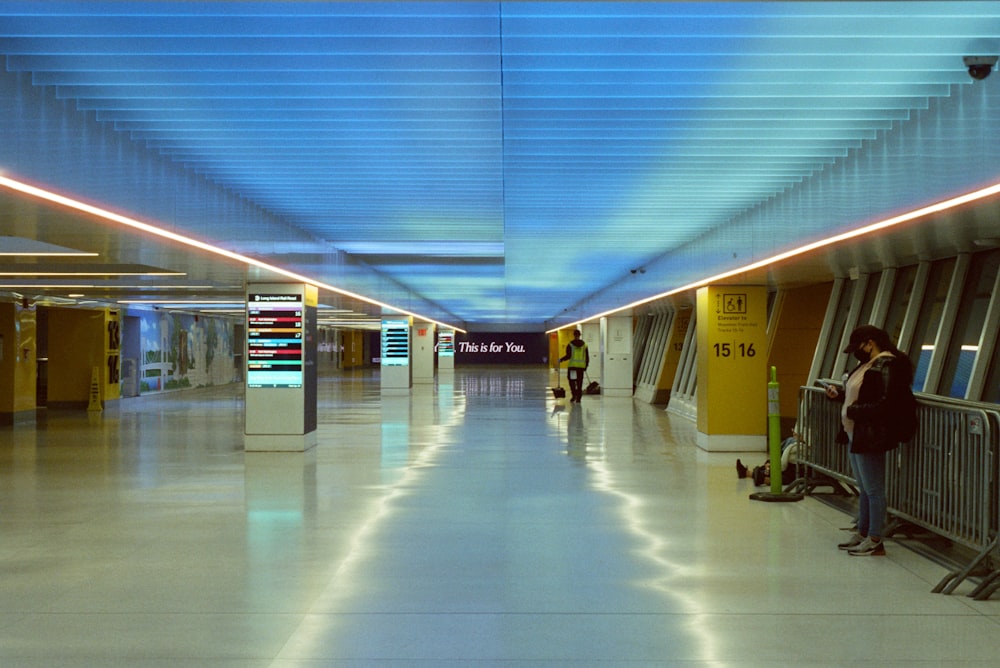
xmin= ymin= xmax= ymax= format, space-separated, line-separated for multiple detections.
xmin=0 ymin=175 xmax=466 ymax=333
xmin=555 ymin=180 xmax=1000 ymax=331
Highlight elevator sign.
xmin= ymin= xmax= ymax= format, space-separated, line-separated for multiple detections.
xmin=696 ymin=285 xmax=768 ymax=439
xmin=247 ymin=293 xmax=303 ymax=388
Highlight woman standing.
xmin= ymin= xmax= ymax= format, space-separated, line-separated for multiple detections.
xmin=826 ymin=324 xmax=914 ymax=556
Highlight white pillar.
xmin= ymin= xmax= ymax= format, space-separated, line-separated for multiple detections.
xmin=601 ymin=315 xmax=633 ymax=397
xmin=412 ymin=321 xmax=436 ymax=385
xmin=581 ymin=321 xmax=602 ymax=382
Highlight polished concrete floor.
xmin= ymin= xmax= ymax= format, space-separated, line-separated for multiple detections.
xmin=1 ymin=366 xmax=998 ymax=666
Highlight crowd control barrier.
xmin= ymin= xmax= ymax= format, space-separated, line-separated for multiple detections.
xmin=795 ymin=386 xmax=1000 ymax=598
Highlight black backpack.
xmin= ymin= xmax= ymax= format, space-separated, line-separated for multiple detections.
xmin=871 ymin=355 xmax=918 ymax=446
xmin=893 ymin=387 xmax=918 ymax=443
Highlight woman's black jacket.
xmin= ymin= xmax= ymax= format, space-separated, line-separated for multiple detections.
xmin=838 ymin=354 xmax=910 ymax=454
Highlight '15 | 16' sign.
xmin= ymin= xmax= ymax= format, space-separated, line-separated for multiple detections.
xmin=712 ymin=342 xmax=757 ymax=358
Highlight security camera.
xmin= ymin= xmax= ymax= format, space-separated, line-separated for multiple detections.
xmin=963 ymin=56 xmax=998 ymax=80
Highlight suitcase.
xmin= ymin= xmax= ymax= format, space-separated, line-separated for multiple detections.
xmin=551 ymin=366 xmax=566 ymax=398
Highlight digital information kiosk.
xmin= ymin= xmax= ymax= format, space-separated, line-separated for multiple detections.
xmin=380 ymin=317 xmax=412 ymax=394
xmin=438 ymin=330 xmax=455 ymax=371
xmin=244 ymin=283 xmax=318 ymax=451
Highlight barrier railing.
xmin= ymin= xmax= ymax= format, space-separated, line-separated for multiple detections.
xmin=795 ymin=386 xmax=1000 ymax=598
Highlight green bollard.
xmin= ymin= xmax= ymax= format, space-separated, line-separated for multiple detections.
xmin=750 ymin=366 xmax=803 ymax=503
xmin=768 ymin=366 xmax=782 ymax=494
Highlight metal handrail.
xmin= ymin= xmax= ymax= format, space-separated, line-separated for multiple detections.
xmin=795 ymin=386 xmax=1000 ymax=596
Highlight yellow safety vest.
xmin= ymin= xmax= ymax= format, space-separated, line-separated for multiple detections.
xmin=568 ymin=343 xmax=588 ymax=368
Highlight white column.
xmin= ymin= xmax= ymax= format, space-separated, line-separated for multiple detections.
xmin=581 ymin=321 xmax=602 ymax=382
xmin=601 ymin=315 xmax=633 ymax=397
xmin=412 ymin=321 xmax=436 ymax=385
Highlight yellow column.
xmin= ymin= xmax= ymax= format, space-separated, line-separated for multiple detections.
xmin=0 ymin=301 xmax=37 ymax=424
xmin=696 ymin=285 xmax=768 ymax=451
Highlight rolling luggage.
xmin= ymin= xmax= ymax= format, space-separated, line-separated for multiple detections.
xmin=551 ymin=366 xmax=566 ymax=398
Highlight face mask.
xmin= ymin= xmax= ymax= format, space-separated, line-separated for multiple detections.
xmin=852 ymin=345 xmax=870 ymax=363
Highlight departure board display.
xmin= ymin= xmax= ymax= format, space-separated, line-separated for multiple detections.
xmin=380 ymin=319 xmax=410 ymax=366
xmin=247 ymin=293 xmax=304 ymax=387
xmin=438 ymin=330 xmax=455 ymax=357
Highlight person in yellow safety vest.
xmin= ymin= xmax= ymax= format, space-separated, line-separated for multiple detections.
xmin=559 ymin=328 xmax=589 ymax=403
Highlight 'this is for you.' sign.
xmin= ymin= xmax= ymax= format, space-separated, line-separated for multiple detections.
xmin=454 ymin=333 xmax=548 ymax=364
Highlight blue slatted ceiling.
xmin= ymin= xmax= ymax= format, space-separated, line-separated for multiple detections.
xmin=1 ymin=1 xmax=998 ymax=323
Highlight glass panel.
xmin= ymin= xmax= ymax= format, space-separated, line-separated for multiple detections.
xmin=883 ymin=264 xmax=918 ymax=343
xmin=982 ymin=325 xmax=1000 ymax=404
xmin=939 ymin=250 xmax=1000 ymax=399
xmin=634 ymin=316 xmax=653 ymax=383
xmin=820 ymin=280 xmax=853 ymax=377
xmin=857 ymin=270 xmax=882 ymax=326
xmin=682 ymin=313 xmax=698 ymax=397
xmin=909 ymin=258 xmax=956 ymax=392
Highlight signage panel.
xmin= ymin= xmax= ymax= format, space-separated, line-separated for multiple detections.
xmin=696 ymin=285 xmax=767 ymax=436
xmin=438 ymin=330 xmax=455 ymax=357
xmin=455 ymin=332 xmax=548 ymax=365
xmin=381 ymin=319 xmax=410 ymax=366
xmin=247 ymin=293 xmax=304 ymax=388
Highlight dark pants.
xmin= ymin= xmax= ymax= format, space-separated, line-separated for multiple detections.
xmin=567 ymin=367 xmax=584 ymax=401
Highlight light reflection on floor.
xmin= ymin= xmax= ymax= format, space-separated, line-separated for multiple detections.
xmin=1 ymin=365 xmax=997 ymax=666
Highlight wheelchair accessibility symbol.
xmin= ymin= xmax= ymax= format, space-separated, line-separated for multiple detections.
xmin=723 ymin=294 xmax=747 ymax=314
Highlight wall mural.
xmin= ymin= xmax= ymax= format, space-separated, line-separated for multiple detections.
xmin=136 ymin=311 xmax=237 ymax=393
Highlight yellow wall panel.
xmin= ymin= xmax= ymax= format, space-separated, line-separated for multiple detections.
xmin=767 ymin=282 xmax=834 ymax=425
xmin=0 ymin=301 xmax=38 ymax=420
xmin=47 ymin=308 xmax=107 ymax=408
xmin=13 ymin=302 xmax=37 ymax=413
xmin=341 ymin=330 xmax=366 ymax=369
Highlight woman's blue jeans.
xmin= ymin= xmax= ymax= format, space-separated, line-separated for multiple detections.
xmin=849 ymin=449 xmax=887 ymax=539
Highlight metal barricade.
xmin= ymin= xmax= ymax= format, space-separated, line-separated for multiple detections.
xmin=796 ymin=386 xmax=1000 ymax=597
xmin=891 ymin=403 xmax=993 ymax=589
xmin=925 ymin=402 xmax=1000 ymax=598
xmin=793 ymin=388 xmax=854 ymax=493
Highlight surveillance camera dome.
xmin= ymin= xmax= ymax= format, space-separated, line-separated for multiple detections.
xmin=963 ymin=55 xmax=998 ymax=80
xmin=969 ymin=64 xmax=992 ymax=80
